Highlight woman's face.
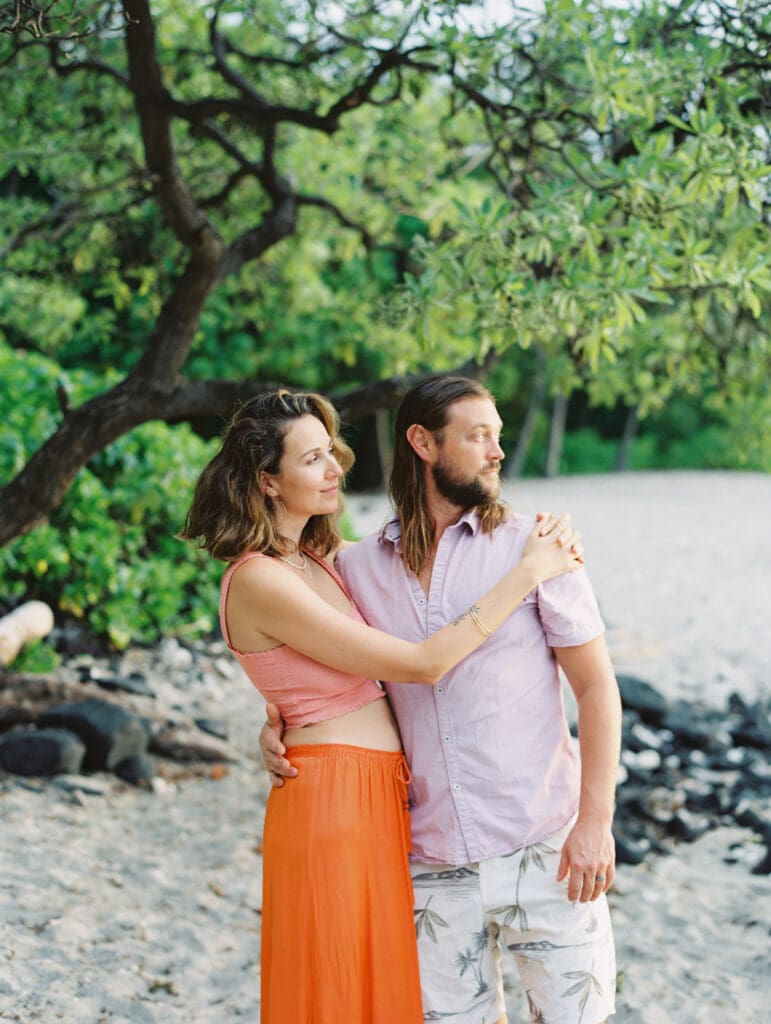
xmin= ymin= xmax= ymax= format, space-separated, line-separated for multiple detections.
xmin=261 ymin=414 xmax=343 ymax=520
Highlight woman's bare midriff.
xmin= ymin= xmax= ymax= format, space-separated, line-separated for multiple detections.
xmin=283 ymin=694 xmax=402 ymax=752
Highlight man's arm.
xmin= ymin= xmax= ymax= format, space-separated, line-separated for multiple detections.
xmin=259 ymin=702 xmax=297 ymax=787
xmin=554 ymin=636 xmax=621 ymax=902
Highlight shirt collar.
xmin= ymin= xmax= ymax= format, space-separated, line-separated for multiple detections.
xmin=378 ymin=507 xmax=481 ymax=553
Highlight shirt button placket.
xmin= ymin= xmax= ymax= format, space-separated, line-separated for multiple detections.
xmin=432 ymin=530 xmax=471 ymax=860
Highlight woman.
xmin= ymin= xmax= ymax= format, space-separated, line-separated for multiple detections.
xmin=182 ymin=388 xmax=583 ymax=1024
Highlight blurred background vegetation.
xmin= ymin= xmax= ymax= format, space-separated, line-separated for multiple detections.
xmin=0 ymin=0 xmax=768 ymax=660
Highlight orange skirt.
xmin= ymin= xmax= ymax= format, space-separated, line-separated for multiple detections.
xmin=260 ymin=743 xmax=423 ymax=1024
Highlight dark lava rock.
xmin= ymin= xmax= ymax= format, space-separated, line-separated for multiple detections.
xmin=194 ymin=717 xmax=229 ymax=741
xmin=114 ymin=753 xmax=156 ymax=786
xmin=751 ymin=845 xmax=771 ymax=875
xmin=616 ymin=675 xmax=670 ymax=725
xmin=614 ymin=830 xmax=653 ymax=865
xmin=668 ymin=808 xmax=712 ymax=842
xmin=39 ymin=698 xmax=150 ymax=772
xmin=93 ymin=672 xmax=156 ymax=698
xmin=729 ymin=702 xmax=771 ymax=751
xmin=662 ymin=704 xmax=724 ymax=751
xmin=0 ymin=727 xmax=86 ymax=776
xmin=734 ymin=800 xmax=771 ymax=840
xmin=625 ymin=721 xmax=672 ymax=754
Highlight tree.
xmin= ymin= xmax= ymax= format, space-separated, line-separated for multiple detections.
xmin=1 ymin=0 xmax=768 ymax=544
xmin=0 ymin=0 xmax=485 ymax=544
xmin=392 ymin=0 xmax=769 ymax=417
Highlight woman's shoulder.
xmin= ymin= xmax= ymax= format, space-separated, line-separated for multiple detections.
xmin=226 ymin=554 xmax=319 ymax=644
xmin=228 ymin=551 xmax=297 ymax=594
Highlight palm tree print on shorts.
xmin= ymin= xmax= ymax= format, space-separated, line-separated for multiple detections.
xmin=455 ymin=927 xmax=493 ymax=998
xmin=414 ymin=894 xmax=450 ymax=943
xmin=413 ymin=865 xmax=479 ymax=944
xmin=561 ymin=959 xmax=604 ymax=1023
xmin=490 ymin=839 xmax=555 ymax=932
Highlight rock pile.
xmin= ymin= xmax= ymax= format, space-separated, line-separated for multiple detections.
xmin=1 ymin=642 xmax=769 ymax=874
xmin=0 ymin=637 xmax=238 ymax=792
xmin=613 ymin=675 xmax=771 ymax=874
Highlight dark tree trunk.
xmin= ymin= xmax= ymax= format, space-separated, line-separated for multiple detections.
xmin=0 ymin=249 xmax=223 ymax=545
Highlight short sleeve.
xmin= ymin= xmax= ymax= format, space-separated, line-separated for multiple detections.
xmin=536 ymin=567 xmax=605 ymax=648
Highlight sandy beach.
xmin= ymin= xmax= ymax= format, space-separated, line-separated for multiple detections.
xmin=1 ymin=470 xmax=769 ymax=1023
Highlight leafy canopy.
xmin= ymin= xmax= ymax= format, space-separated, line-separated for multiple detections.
xmin=0 ymin=0 xmax=768 ymax=650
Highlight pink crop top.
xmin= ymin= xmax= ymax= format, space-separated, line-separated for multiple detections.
xmin=219 ymin=549 xmax=386 ymax=728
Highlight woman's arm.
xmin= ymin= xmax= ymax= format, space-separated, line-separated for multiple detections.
xmin=226 ymin=515 xmax=582 ymax=685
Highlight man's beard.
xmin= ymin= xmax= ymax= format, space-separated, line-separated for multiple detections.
xmin=431 ymin=458 xmax=500 ymax=510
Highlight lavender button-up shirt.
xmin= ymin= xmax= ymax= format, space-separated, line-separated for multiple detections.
xmin=337 ymin=509 xmax=605 ymax=865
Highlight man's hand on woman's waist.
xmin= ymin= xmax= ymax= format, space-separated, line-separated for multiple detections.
xmin=260 ymin=702 xmax=297 ymax=787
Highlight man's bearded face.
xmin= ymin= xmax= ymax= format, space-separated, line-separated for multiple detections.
xmin=430 ymin=453 xmax=500 ymax=510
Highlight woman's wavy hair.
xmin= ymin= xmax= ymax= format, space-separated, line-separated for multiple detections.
xmin=181 ymin=389 xmax=354 ymax=561
xmin=390 ymin=375 xmax=508 ymax=575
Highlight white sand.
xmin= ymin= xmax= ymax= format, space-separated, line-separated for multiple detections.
xmin=1 ymin=471 xmax=769 ymax=1023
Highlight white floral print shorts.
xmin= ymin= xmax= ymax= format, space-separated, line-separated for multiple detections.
xmin=411 ymin=819 xmax=616 ymax=1024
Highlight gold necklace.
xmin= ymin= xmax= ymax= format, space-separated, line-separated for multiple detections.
xmin=278 ymin=550 xmax=312 ymax=576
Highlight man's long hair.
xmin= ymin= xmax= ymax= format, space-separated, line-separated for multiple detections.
xmin=389 ymin=375 xmax=508 ymax=575
xmin=181 ymin=389 xmax=353 ymax=561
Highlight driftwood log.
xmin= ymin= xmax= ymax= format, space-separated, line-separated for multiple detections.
xmin=0 ymin=601 xmax=54 ymax=666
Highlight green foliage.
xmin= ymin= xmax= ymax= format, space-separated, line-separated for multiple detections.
xmin=512 ymin=395 xmax=771 ymax=476
xmin=631 ymin=394 xmax=771 ymax=472
xmin=0 ymin=0 xmax=768 ymax=647
xmin=560 ymin=428 xmax=620 ymax=476
xmin=4 ymin=0 xmax=766 ymax=400
xmin=184 ymin=228 xmax=404 ymax=390
xmin=0 ymin=275 xmax=86 ymax=353
xmin=0 ymin=343 xmax=221 ymax=647
xmin=7 ymin=638 xmax=61 ymax=674
xmin=0 ymin=338 xmax=365 ymax=647
xmin=389 ymin=0 xmax=770 ymax=412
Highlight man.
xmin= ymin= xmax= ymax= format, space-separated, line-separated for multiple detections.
xmin=263 ymin=375 xmax=621 ymax=1024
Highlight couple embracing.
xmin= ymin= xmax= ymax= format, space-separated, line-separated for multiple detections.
xmin=183 ymin=374 xmax=620 ymax=1024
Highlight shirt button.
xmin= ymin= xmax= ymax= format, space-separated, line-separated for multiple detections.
xmin=452 ymin=783 xmax=461 ymax=791
xmin=418 ymin=598 xmax=425 ymax=605
xmin=444 ymin=735 xmax=451 ymax=742
xmin=436 ymin=686 xmax=443 ymax=693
